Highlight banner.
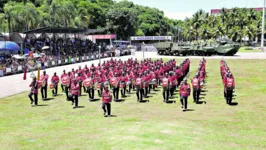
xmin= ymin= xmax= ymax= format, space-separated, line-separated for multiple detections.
xmin=92 ymin=34 xmax=117 ymax=39
xmin=130 ymin=36 xmax=172 ymax=41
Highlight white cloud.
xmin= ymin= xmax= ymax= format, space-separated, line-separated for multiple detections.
xmin=164 ymin=11 xmax=194 ymax=20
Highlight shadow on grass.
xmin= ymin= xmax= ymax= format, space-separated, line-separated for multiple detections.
xmin=104 ymin=115 xmax=117 ymax=118
xmin=229 ymin=102 xmax=238 ymax=106
xmin=114 ymin=99 xmax=125 ymax=103
xmin=74 ymin=106 xmax=85 ymax=109
xmin=89 ymin=99 xmax=100 ymax=102
xmin=43 ymin=98 xmax=54 ymax=101
xmin=183 ymin=109 xmax=195 ymax=112
xmin=33 ymin=104 xmax=49 ymax=107
xmin=201 ymin=90 xmax=208 ymax=93
xmin=166 ymin=100 xmax=176 ymax=104
xmin=144 ymin=96 xmax=153 ymax=98
xmin=153 ymin=89 xmax=161 ymax=92
xmin=196 ymin=101 xmax=207 ymax=104
xmin=139 ymin=100 xmax=149 ymax=103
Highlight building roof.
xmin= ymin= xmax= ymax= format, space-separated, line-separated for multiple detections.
xmin=23 ymin=27 xmax=87 ymax=34
xmin=211 ymin=7 xmax=263 ymax=14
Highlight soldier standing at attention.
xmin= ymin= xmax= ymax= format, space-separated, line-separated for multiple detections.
xmin=136 ymin=74 xmax=144 ymax=102
xmin=162 ymin=73 xmax=170 ymax=102
xmin=28 ymin=76 xmax=39 ymax=106
xmin=102 ymin=83 xmax=112 ymax=117
xmin=179 ymin=78 xmax=191 ymax=111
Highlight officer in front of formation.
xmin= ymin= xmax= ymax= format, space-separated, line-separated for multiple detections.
xmin=135 ymin=74 xmax=144 ymax=102
xmin=28 ymin=76 xmax=39 ymax=106
xmin=179 ymin=78 xmax=191 ymax=111
xmin=102 ymin=82 xmax=112 ymax=117
xmin=162 ymin=73 xmax=170 ymax=102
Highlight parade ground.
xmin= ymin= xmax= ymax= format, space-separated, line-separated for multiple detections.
xmin=0 ymin=53 xmax=266 ymax=149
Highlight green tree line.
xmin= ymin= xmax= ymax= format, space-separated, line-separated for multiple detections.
xmin=0 ymin=0 xmax=264 ymax=42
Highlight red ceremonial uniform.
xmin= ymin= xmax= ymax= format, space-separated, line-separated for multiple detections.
xmin=40 ymin=74 xmax=49 ymax=85
xmin=71 ymin=83 xmax=80 ymax=96
xmin=61 ymin=73 xmax=67 ymax=80
xmin=51 ymin=76 xmax=60 ymax=86
xmin=102 ymin=90 xmax=112 ymax=103
xmin=180 ymin=83 xmax=191 ymax=97
xmin=29 ymin=82 xmax=39 ymax=94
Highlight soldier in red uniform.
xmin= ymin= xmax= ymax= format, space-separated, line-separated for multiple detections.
xmin=87 ymin=74 xmax=95 ymax=101
xmin=143 ymin=72 xmax=149 ymax=98
xmin=65 ymin=72 xmax=72 ymax=100
xmin=111 ymin=74 xmax=120 ymax=101
xmin=70 ymin=79 xmax=80 ymax=108
xmin=162 ymin=73 xmax=170 ymax=102
xmin=169 ymin=72 xmax=176 ymax=98
xmin=76 ymin=73 xmax=83 ymax=96
xmin=225 ymin=73 xmax=235 ymax=104
xmin=179 ymin=78 xmax=191 ymax=111
xmin=40 ymin=71 xmax=49 ymax=100
xmin=102 ymin=83 xmax=112 ymax=117
xmin=97 ymin=73 xmax=104 ymax=97
xmin=120 ymin=73 xmax=127 ymax=97
xmin=60 ymin=70 xmax=67 ymax=92
xmin=136 ymin=74 xmax=144 ymax=102
xmin=192 ymin=74 xmax=200 ymax=103
xmin=28 ymin=77 xmax=39 ymax=105
xmin=51 ymin=72 xmax=60 ymax=96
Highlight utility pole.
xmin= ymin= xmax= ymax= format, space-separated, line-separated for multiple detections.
xmin=99 ymin=46 xmax=101 ymax=65
xmin=261 ymin=0 xmax=265 ymax=51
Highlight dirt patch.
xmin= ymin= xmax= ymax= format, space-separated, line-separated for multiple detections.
xmin=154 ymin=139 xmax=164 ymax=144
xmin=160 ymin=130 xmax=172 ymax=134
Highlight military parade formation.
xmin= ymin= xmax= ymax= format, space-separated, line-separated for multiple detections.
xmin=220 ymin=60 xmax=235 ymax=105
xmin=28 ymin=57 xmax=236 ymax=116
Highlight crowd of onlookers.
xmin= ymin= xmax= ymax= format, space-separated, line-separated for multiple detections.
xmin=0 ymin=37 xmax=115 ymax=76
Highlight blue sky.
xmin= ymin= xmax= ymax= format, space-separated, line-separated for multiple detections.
xmin=116 ymin=0 xmax=264 ymax=20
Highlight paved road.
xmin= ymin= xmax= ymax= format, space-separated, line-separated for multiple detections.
xmin=0 ymin=52 xmax=265 ymax=98
xmin=0 ymin=56 xmax=132 ymax=98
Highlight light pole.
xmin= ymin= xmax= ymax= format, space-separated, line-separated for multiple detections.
xmin=98 ymin=45 xmax=101 ymax=65
xmin=261 ymin=0 xmax=265 ymax=51
xmin=142 ymin=42 xmax=145 ymax=60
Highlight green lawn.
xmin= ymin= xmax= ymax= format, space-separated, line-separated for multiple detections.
xmin=0 ymin=59 xmax=266 ymax=150
xmin=238 ymin=47 xmax=262 ymax=53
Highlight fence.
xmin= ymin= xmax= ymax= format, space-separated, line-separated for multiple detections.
xmin=0 ymin=54 xmax=113 ymax=77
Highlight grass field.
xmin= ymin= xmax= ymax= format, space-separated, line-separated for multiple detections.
xmin=0 ymin=59 xmax=266 ymax=150
xmin=238 ymin=47 xmax=262 ymax=53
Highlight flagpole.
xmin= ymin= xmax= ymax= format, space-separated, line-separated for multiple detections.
xmin=261 ymin=0 xmax=265 ymax=51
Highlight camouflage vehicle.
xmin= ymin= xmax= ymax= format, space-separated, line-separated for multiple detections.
xmin=154 ymin=39 xmax=240 ymax=56
xmin=213 ymin=40 xmax=240 ymax=56
xmin=154 ymin=42 xmax=182 ymax=56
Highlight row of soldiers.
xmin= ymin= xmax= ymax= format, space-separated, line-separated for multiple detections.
xmin=220 ymin=60 xmax=235 ymax=104
xmin=28 ymin=58 xmax=194 ymax=113
xmin=191 ymin=58 xmax=206 ymax=103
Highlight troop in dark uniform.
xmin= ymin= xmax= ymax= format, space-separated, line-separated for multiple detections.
xmin=220 ymin=60 xmax=235 ymax=105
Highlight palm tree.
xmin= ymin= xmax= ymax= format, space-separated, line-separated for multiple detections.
xmin=229 ymin=26 xmax=241 ymax=42
xmin=75 ymin=7 xmax=90 ymax=29
xmin=22 ymin=2 xmax=38 ymax=30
